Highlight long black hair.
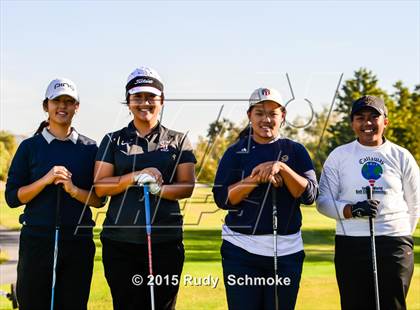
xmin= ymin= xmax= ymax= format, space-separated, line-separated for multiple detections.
xmin=34 ymin=99 xmax=49 ymax=136
xmin=237 ymin=124 xmax=252 ymax=140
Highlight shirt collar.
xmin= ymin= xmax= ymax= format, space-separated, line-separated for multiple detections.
xmin=126 ymin=121 xmax=163 ymax=139
xmin=250 ymin=134 xmax=281 ymax=145
xmin=355 ymin=136 xmax=388 ymax=150
xmin=41 ymin=127 xmax=79 ymax=144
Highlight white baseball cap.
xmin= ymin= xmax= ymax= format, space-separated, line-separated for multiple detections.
xmin=249 ymin=87 xmax=284 ymax=108
xmin=126 ymin=67 xmax=164 ymax=97
xmin=45 ymin=78 xmax=79 ymax=102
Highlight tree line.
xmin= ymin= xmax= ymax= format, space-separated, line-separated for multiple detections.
xmin=1 ymin=68 xmax=418 ymax=183
xmin=194 ymin=68 xmax=419 ymax=184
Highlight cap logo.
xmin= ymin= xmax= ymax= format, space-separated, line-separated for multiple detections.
xmin=364 ymin=95 xmax=376 ymax=105
xmin=54 ymin=82 xmax=74 ymax=91
xmin=261 ymin=88 xmax=270 ymax=96
xmin=134 ymin=78 xmax=153 ymax=85
xmin=126 ymin=75 xmax=164 ymax=94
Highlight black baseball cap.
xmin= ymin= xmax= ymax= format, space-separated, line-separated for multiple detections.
xmin=350 ymin=95 xmax=387 ymax=119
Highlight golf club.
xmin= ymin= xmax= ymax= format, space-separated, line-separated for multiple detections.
xmin=272 ymin=186 xmax=279 ymax=310
xmin=143 ymin=183 xmax=156 ymax=310
xmin=50 ymin=185 xmax=62 ymax=310
xmin=0 ymin=284 xmax=18 ymax=309
xmin=366 ymin=185 xmax=380 ymax=310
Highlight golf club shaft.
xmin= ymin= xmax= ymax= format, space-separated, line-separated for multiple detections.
xmin=366 ymin=186 xmax=380 ymax=310
xmin=272 ymin=187 xmax=279 ymax=310
xmin=51 ymin=185 xmax=62 ymax=310
xmin=50 ymin=229 xmax=59 ymax=310
xmin=143 ymin=185 xmax=155 ymax=310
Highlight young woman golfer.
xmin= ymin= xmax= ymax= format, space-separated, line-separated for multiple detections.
xmin=213 ymin=87 xmax=318 ymax=310
xmin=317 ymin=95 xmax=419 ymax=310
xmin=94 ymin=66 xmax=196 ymax=310
xmin=5 ymin=78 xmax=103 ymax=310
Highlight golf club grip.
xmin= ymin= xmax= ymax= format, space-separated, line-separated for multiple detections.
xmin=272 ymin=187 xmax=278 ymax=229
xmin=366 ymin=185 xmax=374 ymax=234
xmin=144 ymin=185 xmax=152 ymax=234
xmin=366 ymin=185 xmax=373 ymax=200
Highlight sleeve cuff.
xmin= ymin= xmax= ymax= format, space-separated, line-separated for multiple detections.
xmin=5 ymin=189 xmax=23 ymax=208
xmin=337 ymin=201 xmax=348 ymax=220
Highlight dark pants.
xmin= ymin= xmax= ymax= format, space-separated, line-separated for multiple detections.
xmin=101 ymin=236 xmax=185 ymax=310
xmin=16 ymin=233 xmax=95 ymax=310
xmin=221 ymin=240 xmax=305 ymax=310
xmin=335 ymin=235 xmax=414 ymax=310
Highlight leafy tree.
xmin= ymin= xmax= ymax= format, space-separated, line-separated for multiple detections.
xmin=387 ymin=82 xmax=420 ymax=162
xmin=196 ymin=109 xmax=338 ymax=182
xmin=302 ymin=107 xmax=338 ymax=178
xmin=326 ymin=68 xmax=392 ymax=154
xmin=195 ymin=118 xmax=242 ymax=184
xmin=195 ymin=68 xmax=420 ymax=185
xmin=0 ymin=142 xmax=11 ymax=181
xmin=282 ymin=118 xmax=301 ymax=141
xmin=0 ymin=131 xmax=17 ymax=181
xmin=283 ymin=107 xmax=338 ymax=178
xmin=326 ymin=68 xmax=419 ymax=164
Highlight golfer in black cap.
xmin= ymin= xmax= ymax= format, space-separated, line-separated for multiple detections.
xmin=317 ymin=95 xmax=419 ymax=310
xmin=94 ymin=66 xmax=196 ymax=310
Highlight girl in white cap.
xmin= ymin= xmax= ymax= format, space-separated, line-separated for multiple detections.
xmin=94 ymin=67 xmax=196 ymax=310
xmin=213 ymin=87 xmax=318 ymax=310
xmin=5 ymin=78 xmax=104 ymax=309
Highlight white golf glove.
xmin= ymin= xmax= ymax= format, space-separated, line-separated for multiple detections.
xmin=134 ymin=173 xmax=161 ymax=195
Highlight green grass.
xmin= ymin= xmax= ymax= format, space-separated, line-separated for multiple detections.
xmin=1 ymin=188 xmax=419 ymax=309
xmin=0 ymin=250 xmax=8 ymax=265
xmin=0 ymin=192 xmax=21 ymax=230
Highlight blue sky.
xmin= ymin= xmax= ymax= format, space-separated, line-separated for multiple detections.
xmin=1 ymin=0 xmax=419 ymax=144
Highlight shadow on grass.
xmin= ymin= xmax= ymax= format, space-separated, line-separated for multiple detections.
xmin=413 ymin=235 xmax=420 ymax=265
xmin=184 ymin=230 xmax=222 ymax=262
xmin=302 ymin=229 xmax=335 ymax=263
xmin=184 ymin=229 xmax=338 ymax=263
xmin=92 ymin=229 xmax=420 ymax=264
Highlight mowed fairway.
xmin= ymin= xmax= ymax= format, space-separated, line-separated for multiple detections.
xmin=0 ymin=187 xmax=419 ymax=309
